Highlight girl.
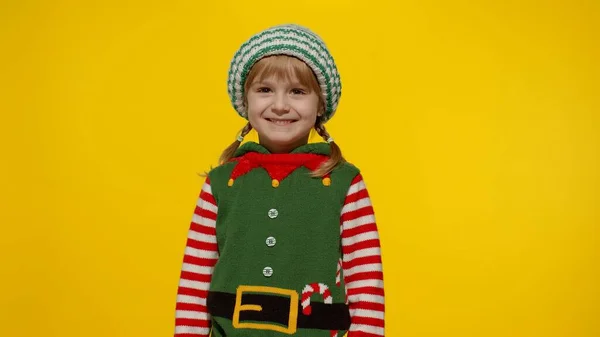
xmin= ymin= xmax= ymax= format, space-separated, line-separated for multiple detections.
xmin=174 ymin=24 xmax=385 ymax=337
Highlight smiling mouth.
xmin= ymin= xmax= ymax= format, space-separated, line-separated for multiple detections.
xmin=266 ymin=118 xmax=297 ymax=126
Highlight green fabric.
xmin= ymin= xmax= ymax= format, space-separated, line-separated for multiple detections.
xmin=207 ymin=141 xmax=359 ymax=337
xmin=234 ymin=141 xmax=332 ymax=156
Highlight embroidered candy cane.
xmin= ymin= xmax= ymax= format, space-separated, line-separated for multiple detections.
xmin=302 ymin=283 xmax=338 ymax=337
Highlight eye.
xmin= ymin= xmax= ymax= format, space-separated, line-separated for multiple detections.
xmin=256 ymin=87 xmax=272 ymax=93
xmin=291 ymin=88 xmax=306 ymax=95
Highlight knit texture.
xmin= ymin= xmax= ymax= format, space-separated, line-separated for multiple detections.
xmin=174 ymin=142 xmax=384 ymax=337
xmin=227 ymin=141 xmax=332 ymax=187
xmin=227 ymin=24 xmax=341 ymax=122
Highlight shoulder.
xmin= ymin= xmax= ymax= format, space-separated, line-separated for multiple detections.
xmin=332 ymin=160 xmax=376 ymax=196
xmin=204 ymin=161 xmax=237 ymax=199
xmin=332 ymin=159 xmax=361 ymax=178
xmin=321 ymin=160 xmax=361 ymax=196
xmin=206 ymin=161 xmax=236 ymax=179
xmin=206 ymin=161 xmax=237 ymax=184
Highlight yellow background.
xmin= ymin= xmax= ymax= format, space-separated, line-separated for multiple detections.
xmin=1 ymin=1 xmax=598 ymax=336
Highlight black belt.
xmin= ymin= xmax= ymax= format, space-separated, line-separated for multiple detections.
xmin=207 ymin=288 xmax=350 ymax=332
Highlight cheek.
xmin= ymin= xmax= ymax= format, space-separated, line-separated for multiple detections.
xmin=297 ymin=99 xmax=319 ymax=119
xmin=246 ymin=97 xmax=263 ymax=116
xmin=247 ymin=96 xmax=271 ymax=110
xmin=247 ymin=109 xmax=263 ymax=127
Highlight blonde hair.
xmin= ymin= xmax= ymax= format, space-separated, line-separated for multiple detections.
xmin=213 ymin=55 xmax=344 ymax=177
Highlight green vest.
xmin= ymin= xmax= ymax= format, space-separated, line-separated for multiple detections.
xmin=207 ymin=141 xmax=360 ymax=337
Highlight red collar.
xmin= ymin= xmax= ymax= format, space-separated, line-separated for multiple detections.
xmin=227 ymin=152 xmax=330 ymax=187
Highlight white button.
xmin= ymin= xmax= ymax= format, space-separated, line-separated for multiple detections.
xmin=263 ymin=266 xmax=273 ymax=277
xmin=268 ymin=209 xmax=279 ymax=219
xmin=266 ymin=236 xmax=276 ymax=247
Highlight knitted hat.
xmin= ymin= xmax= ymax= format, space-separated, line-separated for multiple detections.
xmin=227 ymin=24 xmax=341 ymax=122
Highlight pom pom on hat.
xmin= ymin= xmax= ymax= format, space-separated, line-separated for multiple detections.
xmin=227 ymin=24 xmax=341 ymax=122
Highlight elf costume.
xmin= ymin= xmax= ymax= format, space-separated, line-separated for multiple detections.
xmin=174 ymin=24 xmax=384 ymax=337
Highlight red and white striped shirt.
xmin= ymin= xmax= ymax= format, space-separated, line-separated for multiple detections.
xmin=341 ymin=174 xmax=385 ymax=336
xmin=174 ymin=174 xmax=385 ymax=336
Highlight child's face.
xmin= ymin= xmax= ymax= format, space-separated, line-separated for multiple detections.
xmin=246 ymin=74 xmax=320 ymax=153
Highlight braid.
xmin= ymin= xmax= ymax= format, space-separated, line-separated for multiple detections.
xmin=314 ymin=122 xmax=330 ymax=142
xmin=219 ymin=122 xmax=253 ymax=165
xmin=240 ymin=122 xmax=253 ymax=138
xmin=312 ymin=117 xmax=345 ymax=177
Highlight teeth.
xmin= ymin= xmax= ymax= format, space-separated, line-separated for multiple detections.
xmin=269 ymin=119 xmax=294 ymax=125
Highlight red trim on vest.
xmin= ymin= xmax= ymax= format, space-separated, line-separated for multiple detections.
xmin=228 ymin=152 xmax=329 ymax=184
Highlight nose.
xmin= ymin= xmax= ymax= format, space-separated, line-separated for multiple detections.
xmin=271 ymin=92 xmax=290 ymax=115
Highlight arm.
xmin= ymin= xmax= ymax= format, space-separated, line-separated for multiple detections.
xmin=341 ymin=173 xmax=385 ymax=337
xmin=174 ymin=178 xmax=219 ymax=337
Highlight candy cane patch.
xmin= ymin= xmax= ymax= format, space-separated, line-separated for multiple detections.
xmin=301 ymin=282 xmax=338 ymax=337
xmin=301 ymin=282 xmax=332 ymax=315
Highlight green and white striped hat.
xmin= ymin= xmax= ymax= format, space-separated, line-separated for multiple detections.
xmin=227 ymin=24 xmax=341 ymax=122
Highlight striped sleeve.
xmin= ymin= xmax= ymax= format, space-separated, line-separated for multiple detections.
xmin=341 ymin=173 xmax=385 ymax=337
xmin=174 ymin=178 xmax=219 ymax=337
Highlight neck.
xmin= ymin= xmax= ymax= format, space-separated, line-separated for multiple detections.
xmin=258 ymin=135 xmax=310 ymax=154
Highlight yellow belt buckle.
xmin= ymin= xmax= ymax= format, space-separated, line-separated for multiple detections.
xmin=232 ymin=285 xmax=299 ymax=334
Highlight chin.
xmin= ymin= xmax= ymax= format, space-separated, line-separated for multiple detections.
xmin=260 ymin=133 xmax=308 ymax=149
